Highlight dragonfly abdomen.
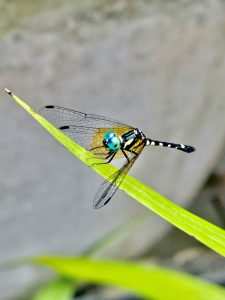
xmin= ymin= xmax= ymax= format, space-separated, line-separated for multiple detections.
xmin=36 ymin=102 xmax=195 ymax=209
xmin=146 ymin=138 xmax=195 ymax=153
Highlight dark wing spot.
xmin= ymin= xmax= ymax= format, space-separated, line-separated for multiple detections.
xmin=45 ymin=105 xmax=54 ymax=109
xmin=104 ymin=197 xmax=111 ymax=206
xmin=59 ymin=126 xmax=70 ymax=130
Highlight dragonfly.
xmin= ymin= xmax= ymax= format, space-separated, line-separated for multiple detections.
xmin=40 ymin=106 xmax=195 ymax=209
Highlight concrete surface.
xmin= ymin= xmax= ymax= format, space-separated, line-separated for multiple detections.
xmin=0 ymin=0 xmax=225 ymax=299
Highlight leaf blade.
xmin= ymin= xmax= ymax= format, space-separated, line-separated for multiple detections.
xmin=6 ymin=90 xmax=225 ymax=257
xmin=32 ymin=256 xmax=225 ymax=300
xmin=33 ymin=277 xmax=75 ymax=300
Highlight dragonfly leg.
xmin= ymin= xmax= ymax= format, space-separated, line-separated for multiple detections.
xmin=105 ymin=152 xmax=117 ymax=163
xmin=125 ymin=149 xmax=138 ymax=156
xmin=105 ymin=151 xmax=114 ymax=160
xmin=86 ymin=150 xmax=113 ymax=164
xmin=90 ymin=152 xmax=116 ymax=167
xmin=122 ymin=150 xmax=130 ymax=163
xmin=89 ymin=145 xmax=104 ymax=151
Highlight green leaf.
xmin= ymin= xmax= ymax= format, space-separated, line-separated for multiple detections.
xmin=33 ymin=277 xmax=75 ymax=300
xmin=32 ymin=214 xmax=146 ymax=299
xmin=31 ymin=256 xmax=225 ymax=300
xmin=5 ymin=89 xmax=225 ymax=257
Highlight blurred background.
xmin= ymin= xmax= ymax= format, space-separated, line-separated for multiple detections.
xmin=0 ymin=0 xmax=225 ymax=299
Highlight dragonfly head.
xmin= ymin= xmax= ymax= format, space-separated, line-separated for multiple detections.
xmin=103 ymin=131 xmax=121 ymax=152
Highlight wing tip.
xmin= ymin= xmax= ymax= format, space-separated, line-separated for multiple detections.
xmin=93 ymin=197 xmax=111 ymax=209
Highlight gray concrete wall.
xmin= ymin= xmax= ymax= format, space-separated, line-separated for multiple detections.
xmin=0 ymin=1 xmax=225 ymax=299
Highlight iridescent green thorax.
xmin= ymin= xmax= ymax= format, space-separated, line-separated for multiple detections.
xmin=103 ymin=131 xmax=121 ymax=152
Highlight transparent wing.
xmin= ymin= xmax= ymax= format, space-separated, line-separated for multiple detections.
xmin=93 ymin=142 xmax=145 ymax=209
xmin=40 ymin=106 xmax=133 ymax=159
xmin=40 ymin=105 xmax=133 ymax=129
xmin=58 ymin=125 xmax=128 ymax=159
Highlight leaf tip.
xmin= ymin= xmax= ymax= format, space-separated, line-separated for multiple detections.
xmin=5 ymin=88 xmax=12 ymax=96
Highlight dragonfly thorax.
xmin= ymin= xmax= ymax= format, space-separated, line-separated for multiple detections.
xmin=38 ymin=105 xmax=195 ymax=209
xmin=103 ymin=131 xmax=121 ymax=152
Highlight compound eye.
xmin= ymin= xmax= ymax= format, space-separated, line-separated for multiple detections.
xmin=111 ymin=137 xmax=121 ymax=151
xmin=103 ymin=139 xmax=108 ymax=148
xmin=103 ymin=132 xmax=121 ymax=151
xmin=104 ymin=131 xmax=115 ymax=140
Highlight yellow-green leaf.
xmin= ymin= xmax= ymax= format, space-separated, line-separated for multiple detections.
xmin=5 ymin=89 xmax=225 ymax=257
xmin=33 ymin=277 xmax=75 ymax=300
xmin=32 ymin=256 xmax=225 ymax=300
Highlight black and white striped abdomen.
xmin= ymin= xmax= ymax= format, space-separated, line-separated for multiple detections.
xmin=146 ymin=138 xmax=195 ymax=153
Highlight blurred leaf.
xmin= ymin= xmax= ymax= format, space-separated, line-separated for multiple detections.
xmin=32 ymin=213 xmax=145 ymax=299
xmin=33 ymin=277 xmax=75 ymax=300
xmin=31 ymin=256 xmax=225 ymax=300
xmin=5 ymin=90 xmax=225 ymax=257
xmin=32 ymin=214 xmax=146 ymax=299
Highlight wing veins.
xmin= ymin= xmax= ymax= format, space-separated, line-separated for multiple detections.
xmin=93 ymin=142 xmax=145 ymax=208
